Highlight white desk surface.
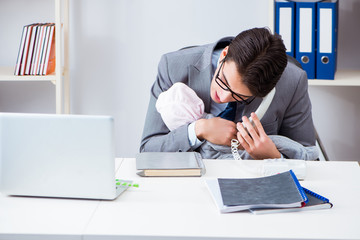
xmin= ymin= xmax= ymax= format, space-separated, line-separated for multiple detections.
xmin=83 ymin=159 xmax=360 ymax=240
xmin=1 ymin=159 xmax=359 ymax=240
xmin=0 ymin=192 xmax=99 ymax=240
xmin=0 ymin=159 xmax=123 ymax=240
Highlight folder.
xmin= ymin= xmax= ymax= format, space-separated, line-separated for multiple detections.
xmin=275 ymin=0 xmax=295 ymax=57
xmin=206 ymin=170 xmax=308 ymax=213
xmin=316 ymin=0 xmax=338 ymax=80
xmin=295 ymin=1 xmax=317 ymax=79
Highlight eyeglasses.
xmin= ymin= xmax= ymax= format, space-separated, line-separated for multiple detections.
xmin=215 ymin=60 xmax=255 ymax=105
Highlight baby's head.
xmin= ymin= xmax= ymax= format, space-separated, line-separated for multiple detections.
xmin=156 ymin=82 xmax=206 ymax=131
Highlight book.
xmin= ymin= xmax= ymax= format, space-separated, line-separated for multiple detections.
xmin=39 ymin=24 xmax=51 ymax=75
xmin=34 ymin=24 xmax=46 ymax=75
xmin=14 ymin=25 xmax=29 ymax=75
xmin=136 ymin=152 xmax=206 ymax=177
xmin=30 ymin=23 xmax=44 ymax=75
xmin=19 ymin=24 xmax=35 ymax=75
xmin=249 ymin=187 xmax=333 ymax=214
xmin=14 ymin=23 xmax=56 ymax=76
xmin=42 ymin=24 xmax=55 ymax=75
xmin=206 ymin=170 xmax=308 ymax=213
xmin=25 ymin=24 xmax=39 ymax=75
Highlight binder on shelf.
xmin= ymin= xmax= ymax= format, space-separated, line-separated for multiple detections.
xmin=275 ymin=0 xmax=295 ymax=57
xmin=295 ymin=1 xmax=317 ymax=79
xmin=316 ymin=0 xmax=338 ymax=80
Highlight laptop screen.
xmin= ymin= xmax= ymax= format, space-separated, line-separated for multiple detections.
xmin=0 ymin=113 xmax=119 ymax=199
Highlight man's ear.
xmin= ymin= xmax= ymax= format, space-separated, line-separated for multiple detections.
xmin=217 ymin=46 xmax=229 ymax=67
xmin=220 ymin=46 xmax=229 ymax=60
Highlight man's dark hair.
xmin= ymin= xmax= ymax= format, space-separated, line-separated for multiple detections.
xmin=226 ymin=27 xmax=287 ymax=97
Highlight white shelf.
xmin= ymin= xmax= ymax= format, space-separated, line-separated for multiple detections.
xmin=0 ymin=0 xmax=69 ymax=114
xmin=0 ymin=66 xmax=56 ymax=82
xmin=309 ymin=70 xmax=360 ymax=86
xmin=272 ymin=1 xmax=360 ymax=88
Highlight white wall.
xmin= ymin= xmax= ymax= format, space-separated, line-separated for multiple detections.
xmin=0 ymin=0 xmax=359 ymax=160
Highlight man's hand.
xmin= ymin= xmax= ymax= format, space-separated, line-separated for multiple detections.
xmin=237 ymin=112 xmax=281 ymax=160
xmin=195 ymin=117 xmax=237 ymax=146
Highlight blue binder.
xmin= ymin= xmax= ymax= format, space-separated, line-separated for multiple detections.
xmin=295 ymin=1 xmax=317 ymax=79
xmin=275 ymin=0 xmax=295 ymax=57
xmin=316 ymin=0 xmax=338 ymax=80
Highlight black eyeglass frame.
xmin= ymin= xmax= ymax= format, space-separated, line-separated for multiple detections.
xmin=214 ymin=59 xmax=255 ymax=105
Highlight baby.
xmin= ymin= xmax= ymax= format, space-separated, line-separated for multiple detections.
xmin=156 ymin=82 xmax=318 ymax=160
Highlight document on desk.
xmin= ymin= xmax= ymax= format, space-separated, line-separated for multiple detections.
xmin=206 ymin=170 xmax=308 ymax=213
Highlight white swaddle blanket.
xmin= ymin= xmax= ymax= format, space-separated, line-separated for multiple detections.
xmin=156 ymin=82 xmax=206 ymax=131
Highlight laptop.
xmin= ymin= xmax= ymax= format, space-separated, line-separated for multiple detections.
xmin=0 ymin=113 xmax=130 ymax=200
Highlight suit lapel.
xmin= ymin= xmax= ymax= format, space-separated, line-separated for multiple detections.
xmin=188 ymin=65 xmax=212 ymax=113
xmin=188 ymin=36 xmax=234 ymax=113
xmin=187 ymin=40 xmax=214 ymax=113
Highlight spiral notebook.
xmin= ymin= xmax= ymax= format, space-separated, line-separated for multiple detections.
xmin=206 ymin=170 xmax=308 ymax=213
xmin=250 ymin=187 xmax=333 ymax=214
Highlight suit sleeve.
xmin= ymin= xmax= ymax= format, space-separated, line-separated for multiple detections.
xmin=139 ymin=54 xmax=193 ymax=153
xmin=278 ymin=70 xmax=316 ymax=147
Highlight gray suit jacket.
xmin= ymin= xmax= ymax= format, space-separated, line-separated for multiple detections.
xmin=140 ymin=37 xmax=315 ymax=155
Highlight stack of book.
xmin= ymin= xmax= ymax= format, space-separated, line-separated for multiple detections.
xmin=14 ymin=23 xmax=56 ymax=76
xmin=206 ymin=170 xmax=333 ymax=214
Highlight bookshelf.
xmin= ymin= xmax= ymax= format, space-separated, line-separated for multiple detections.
xmin=271 ymin=0 xmax=360 ymax=87
xmin=308 ymin=70 xmax=360 ymax=86
xmin=0 ymin=0 xmax=69 ymax=114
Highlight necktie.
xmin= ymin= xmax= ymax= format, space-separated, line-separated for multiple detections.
xmin=217 ymin=101 xmax=237 ymax=121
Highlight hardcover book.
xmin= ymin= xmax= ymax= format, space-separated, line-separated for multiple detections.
xmin=136 ymin=152 xmax=206 ymax=177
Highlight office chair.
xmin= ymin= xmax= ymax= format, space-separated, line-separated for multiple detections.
xmin=287 ymin=55 xmax=329 ymax=161
xmin=314 ymin=127 xmax=329 ymax=161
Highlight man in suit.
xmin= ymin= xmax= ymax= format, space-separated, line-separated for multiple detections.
xmin=140 ymin=27 xmax=316 ymax=160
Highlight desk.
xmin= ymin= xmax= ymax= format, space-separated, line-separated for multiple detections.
xmin=0 ymin=159 xmax=123 ymax=240
xmin=84 ymin=159 xmax=360 ymax=240
xmin=0 ymin=193 xmax=99 ymax=240
xmin=1 ymin=159 xmax=360 ymax=240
